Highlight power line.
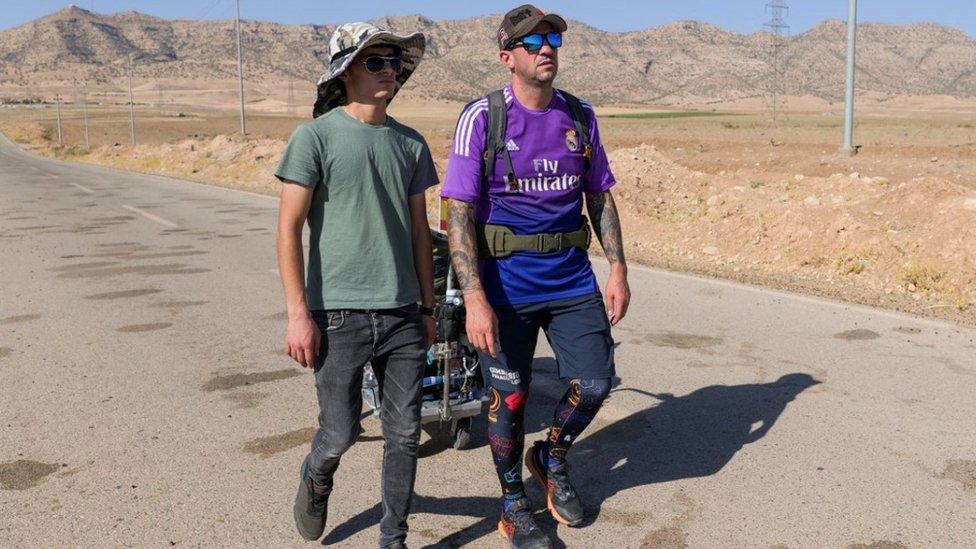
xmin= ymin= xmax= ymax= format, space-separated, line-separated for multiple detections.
xmin=763 ymin=0 xmax=790 ymax=123
xmin=194 ymin=0 xmax=228 ymax=21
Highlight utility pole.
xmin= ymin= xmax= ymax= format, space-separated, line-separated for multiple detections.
xmin=56 ymin=94 xmax=63 ymax=146
xmin=841 ymin=0 xmax=858 ymax=155
xmin=287 ymin=80 xmax=295 ymax=116
xmin=764 ymin=0 xmax=790 ymax=124
xmin=25 ymin=81 xmax=32 ymax=121
xmin=235 ymin=0 xmax=246 ymax=135
xmin=127 ymin=63 xmax=136 ymax=146
xmin=82 ymin=84 xmax=90 ymax=149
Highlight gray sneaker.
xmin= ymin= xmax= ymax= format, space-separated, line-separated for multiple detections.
xmin=525 ymin=441 xmax=584 ymax=526
xmin=293 ymin=455 xmax=331 ymax=541
xmin=498 ymin=498 xmax=552 ymax=549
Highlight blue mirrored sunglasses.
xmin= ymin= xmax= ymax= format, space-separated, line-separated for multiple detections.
xmin=513 ymin=32 xmax=562 ymax=52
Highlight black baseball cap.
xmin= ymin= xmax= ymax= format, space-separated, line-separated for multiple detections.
xmin=496 ymin=4 xmax=568 ymax=50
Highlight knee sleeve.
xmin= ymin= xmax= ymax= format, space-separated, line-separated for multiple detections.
xmin=545 ymin=378 xmax=612 ymax=462
xmin=577 ymin=377 xmax=612 ymax=408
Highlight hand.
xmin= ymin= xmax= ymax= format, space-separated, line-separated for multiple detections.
xmin=422 ymin=314 xmax=436 ymax=348
xmin=603 ymin=268 xmax=630 ymax=326
xmin=464 ymin=294 xmax=499 ymax=357
xmin=284 ymin=314 xmax=321 ymax=368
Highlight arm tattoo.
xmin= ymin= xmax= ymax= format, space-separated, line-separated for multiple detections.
xmin=585 ymin=191 xmax=626 ymax=266
xmin=447 ymin=199 xmax=484 ymax=294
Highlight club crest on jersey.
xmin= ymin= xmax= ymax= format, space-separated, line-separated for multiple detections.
xmin=565 ymin=129 xmax=579 ymax=152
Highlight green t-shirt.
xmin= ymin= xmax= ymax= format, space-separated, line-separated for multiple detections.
xmin=275 ymin=107 xmax=439 ymax=310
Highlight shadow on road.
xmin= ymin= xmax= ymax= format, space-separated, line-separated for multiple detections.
xmin=324 ymin=358 xmax=819 ymax=546
xmin=321 ymin=494 xmax=496 ymax=547
xmin=571 ymin=371 xmax=821 ymax=523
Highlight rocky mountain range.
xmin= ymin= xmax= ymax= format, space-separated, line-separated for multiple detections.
xmin=1 ymin=6 xmax=974 ymax=104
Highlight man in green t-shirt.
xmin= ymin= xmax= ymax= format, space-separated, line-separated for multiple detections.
xmin=274 ymin=22 xmax=438 ymax=549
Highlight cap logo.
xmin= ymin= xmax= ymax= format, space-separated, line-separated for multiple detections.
xmin=509 ymin=8 xmax=533 ymax=25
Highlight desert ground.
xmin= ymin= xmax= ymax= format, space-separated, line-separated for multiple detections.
xmin=2 ymin=96 xmax=975 ymax=326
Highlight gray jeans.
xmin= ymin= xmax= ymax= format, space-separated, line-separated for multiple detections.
xmin=307 ymin=306 xmax=426 ymax=547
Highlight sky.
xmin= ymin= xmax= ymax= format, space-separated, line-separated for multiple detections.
xmin=2 ymin=0 xmax=974 ymax=37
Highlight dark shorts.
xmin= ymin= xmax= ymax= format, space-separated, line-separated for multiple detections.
xmin=479 ymin=292 xmax=615 ymax=392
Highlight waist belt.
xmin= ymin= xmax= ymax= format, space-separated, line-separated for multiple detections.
xmin=476 ymin=218 xmax=592 ymax=259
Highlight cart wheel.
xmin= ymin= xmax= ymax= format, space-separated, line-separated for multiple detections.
xmin=451 ymin=417 xmax=472 ymax=450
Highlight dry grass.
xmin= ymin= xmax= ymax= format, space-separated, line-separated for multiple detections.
xmin=836 ymin=253 xmax=867 ymax=276
xmin=659 ymin=199 xmax=709 ymax=224
xmin=901 ymin=260 xmax=946 ymax=292
xmin=899 ymin=260 xmax=973 ymax=311
xmin=0 ymin=122 xmax=50 ymax=144
xmin=835 ymin=247 xmax=881 ymax=276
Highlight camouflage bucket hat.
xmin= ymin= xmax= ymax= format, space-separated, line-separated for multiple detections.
xmin=313 ymin=22 xmax=426 ymax=118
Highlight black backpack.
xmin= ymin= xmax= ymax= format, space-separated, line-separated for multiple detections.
xmin=481 ymin=88 xmax=593 ymax=187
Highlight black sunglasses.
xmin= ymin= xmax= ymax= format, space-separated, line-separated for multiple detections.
xmin=362 ymin=55 xmax=403 ymax=74
xmin=511 ymin=32 xmax=563 ymax=53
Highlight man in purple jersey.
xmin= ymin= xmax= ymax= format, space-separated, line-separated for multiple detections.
xmin=442 ymin=5 xmax=630 ymax=548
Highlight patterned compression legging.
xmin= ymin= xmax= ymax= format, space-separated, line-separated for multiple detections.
xmin=487 ymin=378 xmax=612 ymax=501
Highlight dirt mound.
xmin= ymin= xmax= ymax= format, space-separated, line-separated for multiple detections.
xmin=609 ymin=144 xmax=976 ymax=313
xmin=80 ymin=134 xmax=285 ymax=196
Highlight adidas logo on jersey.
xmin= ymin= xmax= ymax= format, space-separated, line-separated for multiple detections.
xmin=506 ymin=139 xmax=520 ymax=151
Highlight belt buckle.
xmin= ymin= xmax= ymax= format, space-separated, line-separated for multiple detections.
xmin=538 ymin=233 xmax=563 ymax=252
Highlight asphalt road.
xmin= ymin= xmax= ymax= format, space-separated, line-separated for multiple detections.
xmin=1 ymin=135 xmax=975 ymax=548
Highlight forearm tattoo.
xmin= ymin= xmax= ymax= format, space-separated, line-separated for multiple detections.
xmin=586 ymin=191 xmax=626 ymax=266
xmin=447 ymin=199 xmax=484 ymax=294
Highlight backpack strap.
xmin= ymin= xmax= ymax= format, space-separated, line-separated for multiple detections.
xmin=558 ymin=89 xmax=593 ymax=172
xmin=484 ymin=90 xmax=516 ymax=189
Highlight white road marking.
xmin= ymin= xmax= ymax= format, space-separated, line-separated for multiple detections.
xmin=122 ymin=205 xmax=178 ymax=228
xmin=70 ymin=182 xmax=95 ymax=193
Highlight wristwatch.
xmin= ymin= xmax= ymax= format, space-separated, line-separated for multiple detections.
xmin=419 ymin=305 xmax=435 ymax=317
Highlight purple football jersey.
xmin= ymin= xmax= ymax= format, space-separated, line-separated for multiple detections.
xmin=441 ymin=84 xmax=616 ymax=306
